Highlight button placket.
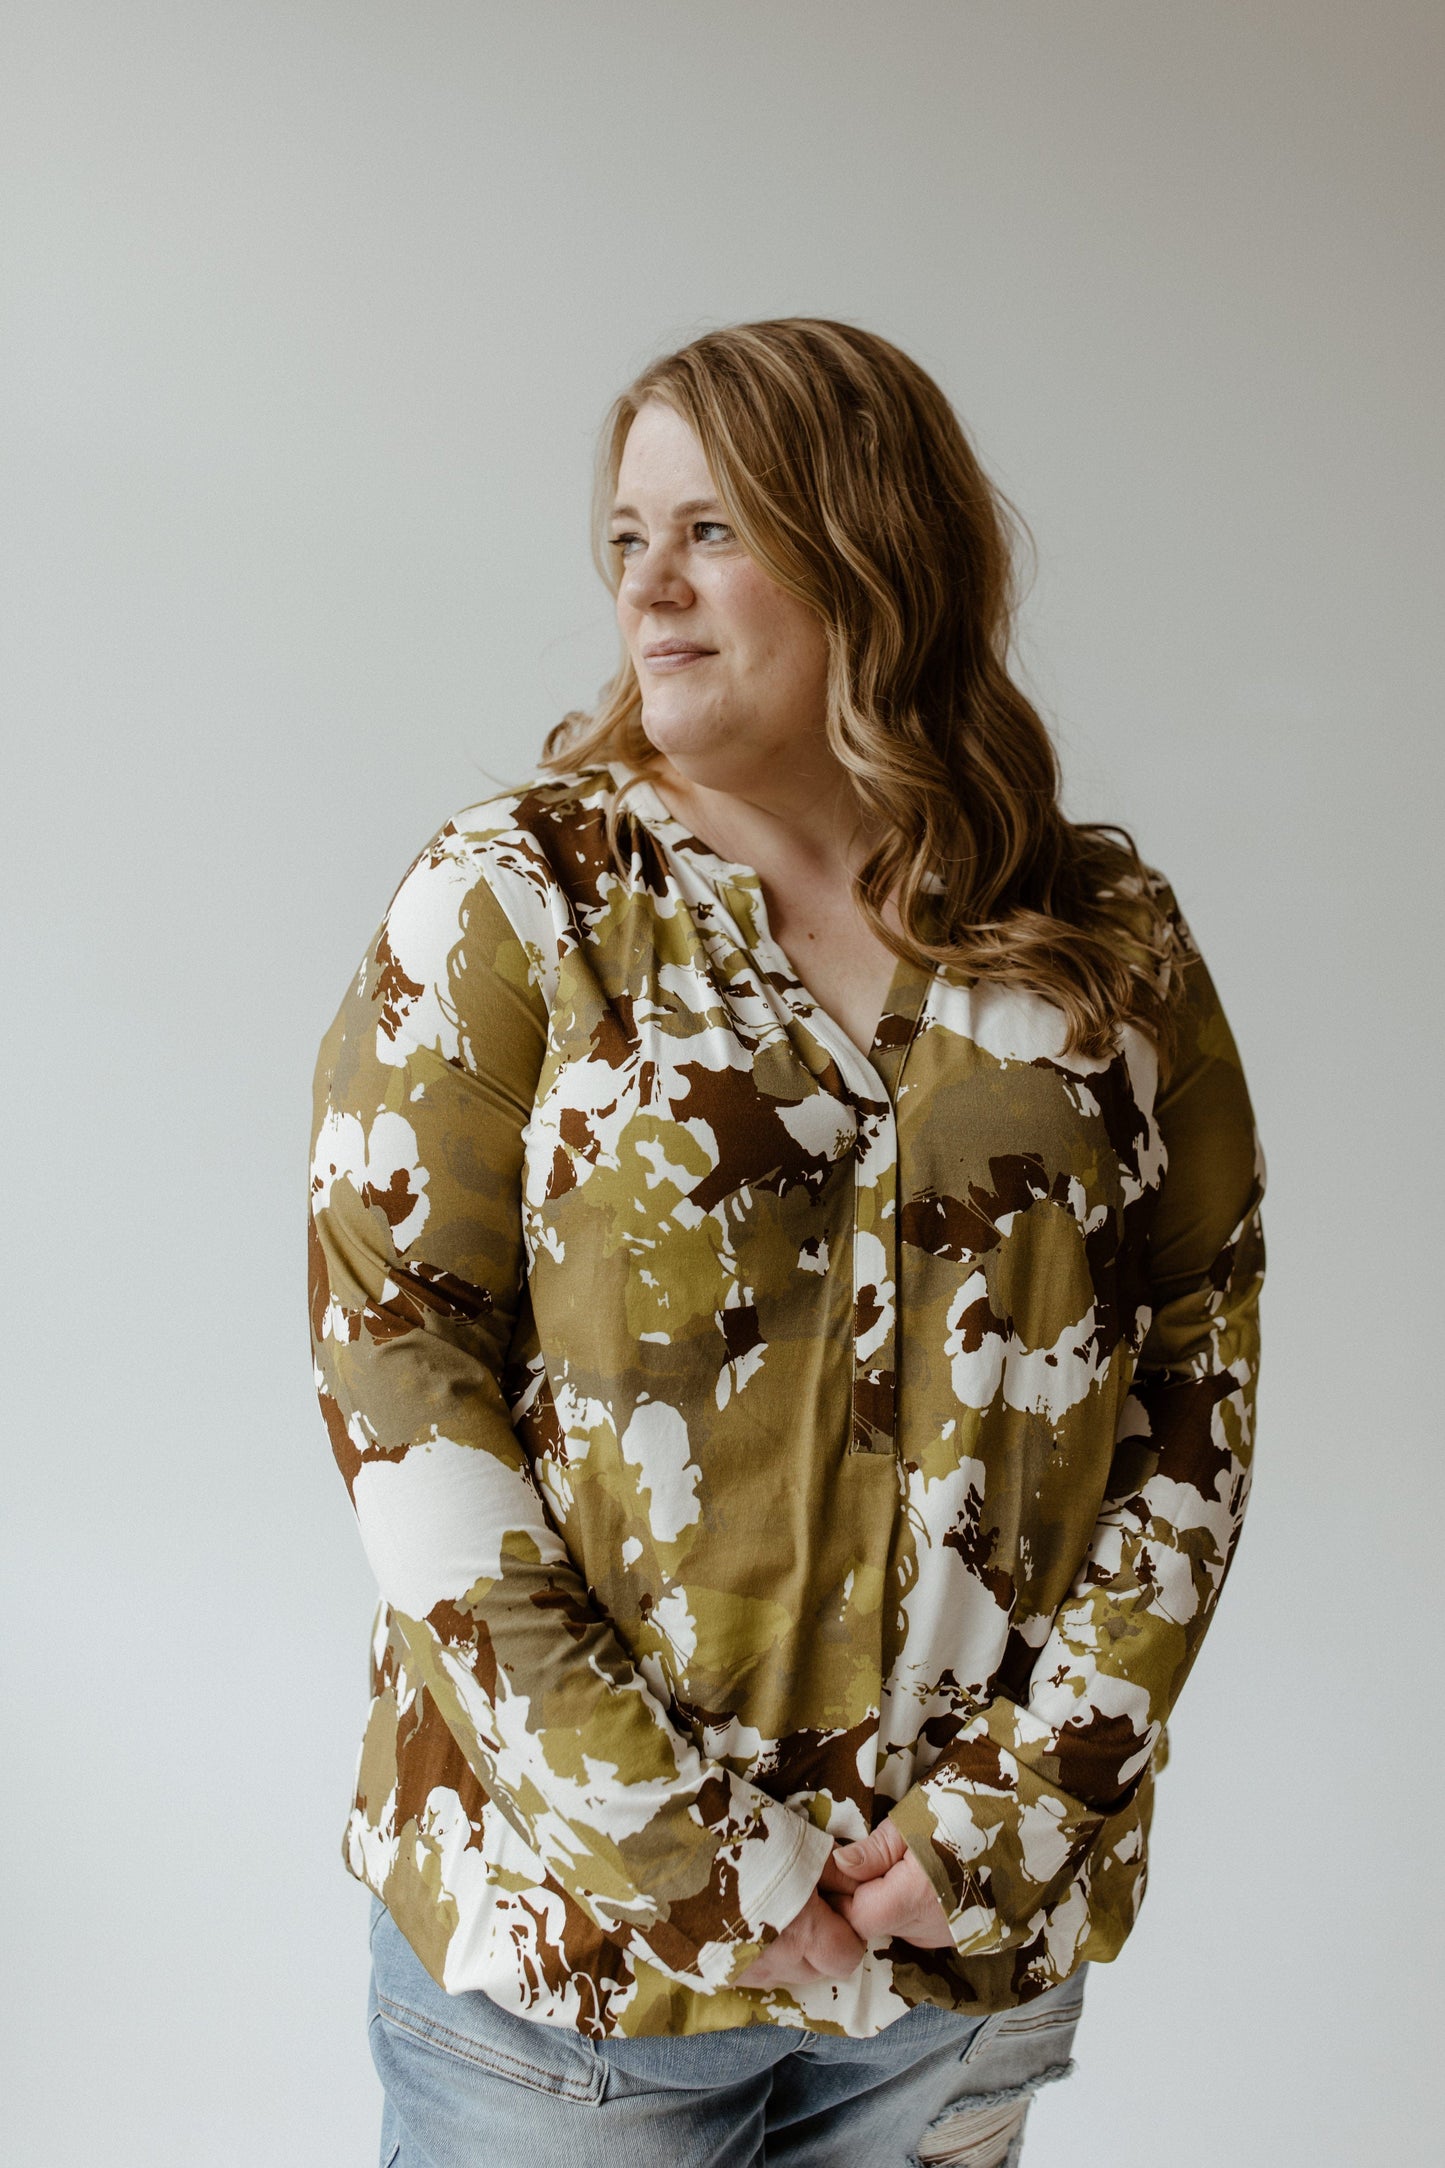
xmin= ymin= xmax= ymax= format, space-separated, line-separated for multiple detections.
xmin=848 ymin=962 xmax=934 ymax=1456
xmin=621 ymin=780 xmax=932 ymax=1460
xmin=848 ymin=1090 xmax=901 ymax=1454
xmin=711 ymin=925 xmax=932 ymax=1459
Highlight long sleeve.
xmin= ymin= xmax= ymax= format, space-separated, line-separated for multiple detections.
xmin=309 ymin=831 xmax=832 ymax=1992
xmin=888 ymin=913 xmax=1265 ymax=1957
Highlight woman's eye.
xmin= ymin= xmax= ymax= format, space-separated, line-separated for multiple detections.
xmin=608 ymin=532 xmax=644 ymax=557
xmin=694 ymin=521 xmax=732 ymax=543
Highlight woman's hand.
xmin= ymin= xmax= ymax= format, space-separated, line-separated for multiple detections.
xmin=733 ymin=1822 xmax=954 ymax=1990
xmin=818 ymin=1820 xmax=953 ymax=1949
xmin=733 ymin=1885 xmax=868 ymax=1989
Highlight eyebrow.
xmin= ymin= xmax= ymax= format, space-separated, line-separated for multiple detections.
xmin=608 ymin=498 xmax=724 ymax=522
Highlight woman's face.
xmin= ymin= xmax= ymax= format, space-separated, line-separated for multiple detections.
xmin=610 ymin=400 xmax=831 ymax=790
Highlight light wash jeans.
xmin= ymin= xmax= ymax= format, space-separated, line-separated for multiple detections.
xmin=367 ymin=1896 xmax=1086 ymax=2167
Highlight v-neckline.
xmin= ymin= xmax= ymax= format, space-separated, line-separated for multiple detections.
xmin=622 ymin=771 xmax=933 ymax=1097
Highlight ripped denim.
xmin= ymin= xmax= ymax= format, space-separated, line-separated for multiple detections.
xmin=366 ymin=1896 xmax=1086 ymax=2168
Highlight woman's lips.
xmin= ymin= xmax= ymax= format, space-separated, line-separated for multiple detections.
xmin=643 ymin=645 xmax=715 ymax=672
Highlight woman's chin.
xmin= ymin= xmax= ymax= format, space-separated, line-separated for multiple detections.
xmin=638 ymin=704 xmax=731 ymax=763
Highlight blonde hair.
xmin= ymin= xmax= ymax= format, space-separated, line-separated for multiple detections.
xmin=543 ymin=317 xmax=1184 ymax=1058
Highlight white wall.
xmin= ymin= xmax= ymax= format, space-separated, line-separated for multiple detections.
xmin=5 ymin=4 xmax=1440 ymax=2161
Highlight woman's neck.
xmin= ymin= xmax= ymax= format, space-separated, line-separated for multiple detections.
xmin=648 ymin=752 xmax=880 ymax=889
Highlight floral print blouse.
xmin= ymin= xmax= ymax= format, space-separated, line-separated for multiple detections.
xmin=308 ymin=763 xmax=1264 ymax=2038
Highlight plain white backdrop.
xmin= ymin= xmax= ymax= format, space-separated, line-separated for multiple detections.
xmin=5 ymin=4 xmax=1441 ymax=2162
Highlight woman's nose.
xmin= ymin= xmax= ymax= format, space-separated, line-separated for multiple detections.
xmin=620 ymin=543 xmax=694 ymax=613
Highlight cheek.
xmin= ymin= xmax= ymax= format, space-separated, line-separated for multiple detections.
xmin=720 ymin=566 xmax=826 ymax=681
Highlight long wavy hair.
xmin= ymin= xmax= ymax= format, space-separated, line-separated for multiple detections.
xmin=542 ymin=317 xmax=1184 ymax=1058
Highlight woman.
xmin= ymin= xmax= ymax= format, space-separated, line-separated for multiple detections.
xmin=309 ymin=318 xmax=1264 ymax=2167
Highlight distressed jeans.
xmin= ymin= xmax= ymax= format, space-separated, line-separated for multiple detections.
xmin=367 ymin=1898 xmax=1086 ymax=2167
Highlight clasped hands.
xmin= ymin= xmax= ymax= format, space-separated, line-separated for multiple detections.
xmin=735 ymin=1819 xmax=952 ymax=1990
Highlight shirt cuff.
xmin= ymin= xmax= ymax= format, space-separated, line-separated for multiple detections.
xmin=635 ymin=1791 xmax=836 ymax=1992
xmin=886 ymin=1699 xmax=1106 ymax=1959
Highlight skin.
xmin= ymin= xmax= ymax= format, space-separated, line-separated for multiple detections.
xmin=610 ymin=400 xmax=954 ymax=1985
xmin=611 ymin=399 xmax=903 ymax=1060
